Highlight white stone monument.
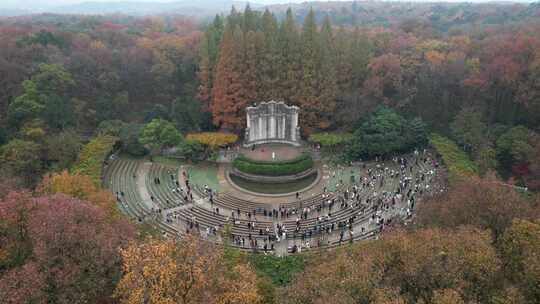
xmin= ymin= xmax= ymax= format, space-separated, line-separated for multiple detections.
xmin=244 ymin=101 xmax=301 ymax=147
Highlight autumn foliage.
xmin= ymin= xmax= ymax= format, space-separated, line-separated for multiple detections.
xmin=1 ymin=3 xmax=540 ymax=304
xmin=281 ymin=227 xmax=500 ymax=304
xmin=186 ymin=132 xmax=238 ymax=149
xmin=0 ymin=191 xmax=136 ymax=304
xmin=210 ymin=26 xmax=250 ymax=131
xmin=416 ymin=174 xmax=539 ymax=241
xmin=205 ymin=9 xmax=339 ymax=133
xmin=37 ymin=170 xmax=119 ymax=218
xmin=115 ymin=235 xmax=261 ymax=304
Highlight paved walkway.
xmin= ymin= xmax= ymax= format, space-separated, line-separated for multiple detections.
xmin=215 ymin=162 xmax=332 ymax=206
xmin=136 ymin=162 xmax=158 ymax=210
xmin=240 ymin=143 xmax=304 ymax=161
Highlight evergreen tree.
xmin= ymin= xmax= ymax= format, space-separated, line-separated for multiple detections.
xmin=335 ymin=27 xmax=351 ymax=92
xmin=335 ymin=27 xmax=374 ymax=126
xmin=197 ymin=15 xmax=224 ymax=110
xmin=299 ymin=8 xmax=319 ymax=105
xmin=297 ymin=9 xmax=337 ymax=133
xmin=350 ymin=28 xmax=373 ymax=89
xmin=243 ymin=30 xmax=260 ymax=105
xmin=227 ymin=7 xmax=242 ymax=30
xmin=242 ymin=4 xmax=259 ymax=32
xmin=316 ymin=16 xmax=338 ymax=130
xmin=197 ymin=41 xmax=212 ymax=110
xmin=259 ymin=9 xmax=280 ymax=100
xmin=277 ymin=8 xmax=302 ymax=104
xmin=202 ymin=7 xmax=373 ymax=133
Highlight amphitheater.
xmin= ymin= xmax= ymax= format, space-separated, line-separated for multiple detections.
xmin=101 ymin=102 xmax=444 ymax=255
xmin=102 ymin=147 xmax=444 ymax=255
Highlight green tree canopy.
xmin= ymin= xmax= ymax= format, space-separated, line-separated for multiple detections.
xmin=7 ymin=64 xmax=75 ymax=130
xmin=174 ymin=139 xmax=205 ymax=161
xmin=450 ymin=107 xmax=487 ymax=155
xmin=119 ymin=123 xmax=147 ymax=156
xmin=44 ymin=130 xmax=83 ymax=171
xmin=170 ymin=96 xmax=202 ymax=133
xmin=0 ymin=139 xmax=43 ymax=186
xmin=7 ymin=81 xmax=44 ymax=128
xmin=139 ymin=119 xmax=183 ymax=153
xmin=496 ymin=126 xmax=535 ymax=170
xmin=95 ymin=120 xmax=126 ymax=137
xmin=347 ymin=107 xmax=427 ymax=159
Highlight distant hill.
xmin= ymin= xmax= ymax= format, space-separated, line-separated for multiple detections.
xmin=0 ymin=8 xmax=32 ymax=17
xmin=6 ymin=0 xmax=263 ymax=17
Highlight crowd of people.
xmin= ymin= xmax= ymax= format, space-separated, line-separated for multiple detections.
xmin=160 ymin=150 xmax=443 ymax=253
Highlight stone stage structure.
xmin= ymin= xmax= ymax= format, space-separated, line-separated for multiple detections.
xmin=244 ymin=101 xmax=301 ymax=147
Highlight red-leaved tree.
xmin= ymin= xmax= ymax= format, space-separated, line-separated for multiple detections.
xmin=0 ymin=191 xmax=136 ymax=304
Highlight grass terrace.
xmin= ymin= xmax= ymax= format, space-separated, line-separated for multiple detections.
xmin=430 ymin=133 xmax=477 ymax=181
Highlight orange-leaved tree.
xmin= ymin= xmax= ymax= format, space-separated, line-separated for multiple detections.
xmin=114 ymin=235 xmax=261 ymax=304
xmin=281 ymin=227 xmax=500 ymax=304
xmin=211 ymin=25 xmax=249 ymax=131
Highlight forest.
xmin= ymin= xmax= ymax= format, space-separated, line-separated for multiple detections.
xmin=1 ymin=1 xmax=540 ymax=303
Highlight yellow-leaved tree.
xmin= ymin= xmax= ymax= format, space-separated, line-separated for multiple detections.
xmin=37 ymin=170 xmax=118 ymax=218
xmin=186 ymin=132 xmax=238 ymax=150
xmin=114 ymin=235 xmax=261 ymax=304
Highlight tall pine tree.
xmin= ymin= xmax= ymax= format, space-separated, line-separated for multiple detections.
xmin=242 ymin=4 xmax=259 ymax=32
xmin=298 ymin=9 xmax=330 ymax=133
xmin=259 ymin=9 xmax=280 ymax=100
xmin=243 ymin=30 xmax=260 ymax=105
xmin=203 ymin=6 xmax=372 ymax=133
xmin=277 ymin=8 xmax=302 ymax=105
xmin=316 ymin=15 xmax=338 ymax=130
xmin=211 ymin=25 xmax=247 ymax=131
xmin=197 ymin=15 xmax=224 ymax=111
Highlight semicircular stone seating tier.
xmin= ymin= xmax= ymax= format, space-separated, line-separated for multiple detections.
xmin=103 ymin=158 xmax=183 ymax=238
xmin=103 ymin=151 xmax=443 ymax=255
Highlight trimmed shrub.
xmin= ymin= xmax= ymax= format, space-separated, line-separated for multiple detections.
xmin=233 ymin=153 xmax=314 ymax=176
xmin=308 ymin=132 xmax=353 ymax=147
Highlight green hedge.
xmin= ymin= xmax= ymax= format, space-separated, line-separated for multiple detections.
xmin=430 ymin=133 xmax=477 ymax=181
xmin=233 ymin=153 xmax=314 ymax=176
xmin=72 ymin=135 xmax=118 ymax=185
xmin=308 ymin=132 xmax=353 ymax=147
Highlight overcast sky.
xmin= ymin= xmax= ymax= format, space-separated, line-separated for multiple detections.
xmin=2 ymin=0 xmax=310 ymax=9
